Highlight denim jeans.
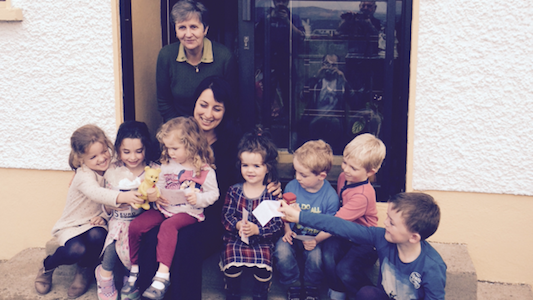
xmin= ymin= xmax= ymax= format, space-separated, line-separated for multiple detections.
xmin=322 ymin=236 xmax=377 ymax=297
xmin=273 ymin=237 xmax=323 ymax=286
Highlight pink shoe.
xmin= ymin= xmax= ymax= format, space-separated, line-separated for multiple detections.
xmin=95 ymin=265 xmax=118 ymax=300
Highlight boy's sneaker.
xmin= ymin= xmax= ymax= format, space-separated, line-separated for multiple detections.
xmin=328 ymin=288 xmax=346 ymax=300
xmin=287 ymin=286 xmax=302 ymax=300
xmin=304 ymin=286 xmax=320 ymax=300
xmin=95 ymin=265 xmax=118 ymax=300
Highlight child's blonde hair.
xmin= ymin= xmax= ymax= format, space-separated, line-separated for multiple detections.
xmin=343 ymin=133 xmax=386 ymax=172
xmin=69 ymin=124 xmax=114 ymax=170
xmin=293 ymin=140 xmax=333 ymax=175
xmin=156 ymin=116 xmax=215 ymax=176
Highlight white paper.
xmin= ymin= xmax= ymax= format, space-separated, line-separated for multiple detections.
xmin=160 ymin=189 xmax=188 ymax=206
xmin=252 ymin=200 xmax=284 ymax=227
xmin=293 ymin=235 xmax=316 ymax=241
xmin=240 ymin=208 xmax=249 ymax=245
xmin=117 ymin=177 xmax=141 ymax=190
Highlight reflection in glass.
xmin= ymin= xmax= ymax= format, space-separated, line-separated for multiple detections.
xmin=255 ymin=0 xmax=400 ymax=154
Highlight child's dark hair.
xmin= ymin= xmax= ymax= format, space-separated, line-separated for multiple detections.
xmin=237 ymin=125 xmax=279 ymax=185
xmin=115 ymin=121 xmax=157 ymax=164
xmin=388 ymin=192 xmax=441 ymax=240
xmin=69 ymin=124 xmax=114 ymax=170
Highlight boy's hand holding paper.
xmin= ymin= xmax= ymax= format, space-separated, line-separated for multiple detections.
xmin=252 ymin=200 xmax=284 ymax=227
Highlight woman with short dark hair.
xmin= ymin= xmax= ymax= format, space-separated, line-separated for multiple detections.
xmin=156 ymin=0 xmax=237 ymax=123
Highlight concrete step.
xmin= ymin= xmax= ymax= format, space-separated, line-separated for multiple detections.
xmin=0 ymin=245 xmax=531 ymax=300
xmin=0 ymin=248 xmax=97 ymax=300
xmin=431 ymin=242 xmax=477 ymax=300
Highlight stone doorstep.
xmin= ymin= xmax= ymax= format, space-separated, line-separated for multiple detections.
xmin=1 ymin=242 xmax=532 ymax=300
xmin=431 ymin=242 xmax=477 ymax=300
xmin=203 ymin=242 xmax=476 ymax=299
xmin=0 ymin=248 xmax=97 ymax=300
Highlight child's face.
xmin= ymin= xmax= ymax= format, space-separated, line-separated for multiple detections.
xmin=240 ymin=151 xmax=268 ymax=186
xmin=119 ymin=138 xmax=145 ymax=170
xmin=341 ymin=156 xmax=375 ymax=185
xmin=82 ymin=141 xmax=111 ymax=175
xmin=163 ymin=135 xmax=189 ymax=165
xmin=384 ymin=204 xmax=415 ymax=244
xmin=293 ymin=157 xmax=325 ymax=193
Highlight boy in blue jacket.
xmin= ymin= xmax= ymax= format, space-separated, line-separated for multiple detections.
xmin=279 ymin=192 xmax=446 ymax=300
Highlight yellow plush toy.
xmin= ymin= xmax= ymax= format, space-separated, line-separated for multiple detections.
xmin=136 ymin=166 xmax=161 ymax=210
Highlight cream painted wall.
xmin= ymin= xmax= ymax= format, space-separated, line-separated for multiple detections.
xmin=423 ymin=192 xmax=533 ymax=286
xmin=0 ymin=169 xmax=73 ymax=259
xmin=131 ymin=0 xmax=163 ymax=138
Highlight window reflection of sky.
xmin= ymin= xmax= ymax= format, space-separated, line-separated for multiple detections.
xmin=255 ymin=1 xmax=401 ymax=20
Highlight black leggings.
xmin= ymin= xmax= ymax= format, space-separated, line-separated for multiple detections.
xmin=44 ymin=227 xmax=107 ymax=270
xmin=224 ymin=266 xmax=272 ymax=281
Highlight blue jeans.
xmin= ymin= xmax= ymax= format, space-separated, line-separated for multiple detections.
xmin=273 ymin=237 xmax=323 ymax=286
xmin=322 ymin=236 xmax=377 ymax=297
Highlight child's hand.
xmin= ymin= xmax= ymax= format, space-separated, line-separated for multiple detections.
xmin=185 ymin=190 xmax=197 ymax=206
xmin=156 ymin=195 xmax=169 ymax=207
xmin=117 ymin=191 xmax=144 ymax=206
xmin=266 ymin=181 xmax=282 ymax=198
xmin=90 ymin=216 xmax=106 ymax=226
xmin=278 ymin=201 xmax=301 ymax=223
xmin=240 ymin=222 xmax=259 ymax=237
xmin=282 ymin=229 xmax=297 ymax=245
xmin=302 ymin=238 xmax=317 ymax=251
xmin=155 ymin=195 xmax=170 ymax=211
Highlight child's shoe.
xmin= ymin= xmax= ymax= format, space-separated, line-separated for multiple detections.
xmin=142 ymin=275 xmax=171 ymax=300
xmin=224 ymin=275 xmax=241 ymax=300
xmin=68 ymin=265 xmax=92 ymax=298
xmin=95 ymin=265 xmax=118 ymax=300
xmin=327 ymin=288 xmax=346 ymax=300
xmin=303 ymin=286 xmax=319 ymax=300
xmin=252 ymin=278 xmax=271 ymax=300
xmin=34 ymin=260 xmax=55 ymax=295
xmin=287 ymin=286 xmax=302 ymax=300
xmin=120 ymin=270 xmax=139 ymax=300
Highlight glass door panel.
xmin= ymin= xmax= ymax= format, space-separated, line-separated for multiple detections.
xmin=255 ymin=0 xmax=400 ymax=152
xmin=245 ymin=0 xmax=409 ymax=200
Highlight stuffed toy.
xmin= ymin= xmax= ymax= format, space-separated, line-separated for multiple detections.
xmin=136 ymin=166 xmax=161 ymax=210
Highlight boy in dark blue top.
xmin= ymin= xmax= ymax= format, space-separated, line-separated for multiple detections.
xmin=279 ymin=192 xmax=446 ymax=300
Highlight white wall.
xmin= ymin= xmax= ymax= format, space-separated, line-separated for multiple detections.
xmin=414 ymin=0 xmax=533 ymax=195
xmin=0 ymin=0 xmax=117 ymax=171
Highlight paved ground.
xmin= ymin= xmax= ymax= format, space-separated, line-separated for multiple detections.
xmin=0 ymin=247 xmax=532 ymax=300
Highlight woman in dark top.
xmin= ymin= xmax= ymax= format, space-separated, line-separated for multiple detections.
xmin=156 ymin=0 xmax=237 ymax=122
xmin=137 ymin=76 xmax=281 ymax=299
xmin=136 ymin=76 xmax=241 ymax=300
